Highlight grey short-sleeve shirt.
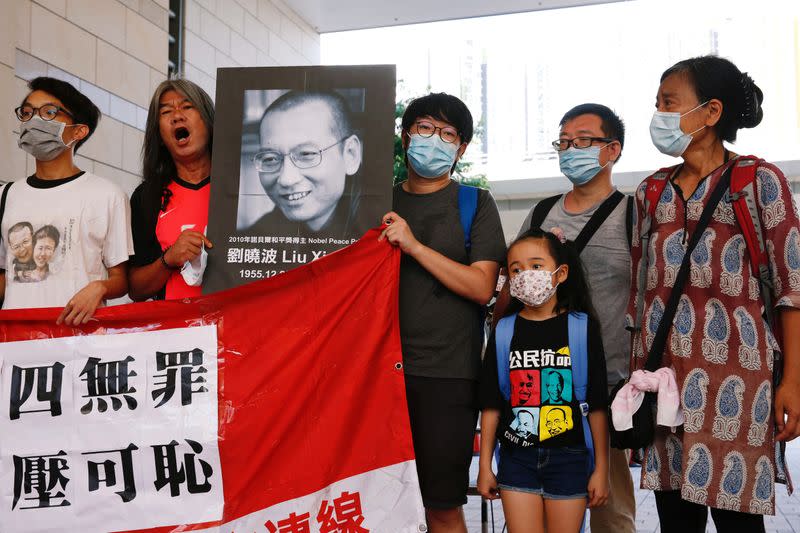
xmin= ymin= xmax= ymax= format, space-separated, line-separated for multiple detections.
xmin=394 ymin=181 xmax=506 ymax=380
xmin=519 ymin=190 xmax=632 ymax=390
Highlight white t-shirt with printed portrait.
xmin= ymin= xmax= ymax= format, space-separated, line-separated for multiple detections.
xmin=0 ymin=171 xmax=133 ymax=310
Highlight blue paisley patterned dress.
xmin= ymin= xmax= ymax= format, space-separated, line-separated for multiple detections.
xmin=626 ymin=159 xmax=800 ymax=515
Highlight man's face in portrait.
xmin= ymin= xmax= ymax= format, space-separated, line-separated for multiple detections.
xmin=545 ymin=409 xmax=567 ymax=436
xmin=518 ymin=372 xmax=535 ymax=405
xmin=257 ymin=99 xmax=362 ymax=231
xmin=546 ymin=372 xmax=564 ymax=402
xmin=8 ymin=225 xmax=33 ymax=263
xmin=518 ymin=411 xmax=536 ymax=435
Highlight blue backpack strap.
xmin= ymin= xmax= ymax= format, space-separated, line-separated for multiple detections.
xmin=568 ymin=312 xmax=594 ymax=472
xmin=494 ymin=314 xmax=517 ymax=401
xmin=458 ymin=184 xmax=479 ymax=251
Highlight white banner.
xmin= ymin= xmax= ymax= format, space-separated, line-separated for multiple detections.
xmin=193 ymin=460 xmax=426 ymax=533
xmin=0 ymin=326 xmax=222 ymax=533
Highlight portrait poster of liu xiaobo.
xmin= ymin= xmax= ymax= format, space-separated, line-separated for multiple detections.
xmin=204 ymin=65 xmax=396 ymax=293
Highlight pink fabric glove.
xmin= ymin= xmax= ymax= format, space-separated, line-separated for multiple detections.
xmin=611 ymin=368 xmax=684 ymax=431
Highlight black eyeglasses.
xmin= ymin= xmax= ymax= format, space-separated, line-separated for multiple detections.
xmin=253 ymin=138 xmax=348 ymax=173
xmin=15 ymin=104 xmax=75 ymax=122
xmin=551 ymin=137 xmax=613 ymax=152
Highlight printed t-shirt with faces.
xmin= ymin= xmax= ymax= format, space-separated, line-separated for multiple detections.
xmin=479 ymin=313 xmax=608 ymax=449
xmin=0 ymin=172 xmax=133 ymax=310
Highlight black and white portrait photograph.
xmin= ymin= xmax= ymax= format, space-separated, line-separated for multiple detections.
xmin=237 ymin=88 xmax=365 ymax=234
xmin=204 ymin=65 xmax=395 ymax=293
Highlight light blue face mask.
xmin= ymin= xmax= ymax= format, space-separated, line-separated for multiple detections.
xmin=558 ymin=145 xmax=610 ymax=186
xmin=406 ymin=133 xmax=459 ymax=179
xmin=649 ymin=101 xmax=708 ymax=157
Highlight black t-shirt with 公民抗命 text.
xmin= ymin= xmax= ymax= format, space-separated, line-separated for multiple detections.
xmin=480 ymin=313 xmax=608 ymax=449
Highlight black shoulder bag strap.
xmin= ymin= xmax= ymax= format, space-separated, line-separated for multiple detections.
xmin=0 ymin=182 xmax=12 ymax=244
xmin=644 ymin=163 xmax=734 ymax=371
xmin=529 ymin=191 xmax=626 ymax=254
xmin=572 ymin=190 xmax=625 ymax=254
xmin=528 ymin=194 xmax=562 ymax=231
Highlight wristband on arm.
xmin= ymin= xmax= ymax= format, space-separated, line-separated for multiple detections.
xmin=160 ymin=247 xmax=179 ymax=270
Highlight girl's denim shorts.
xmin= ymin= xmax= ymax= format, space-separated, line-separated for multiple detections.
xmin=497 ymin=443 xmax=589 ymax=499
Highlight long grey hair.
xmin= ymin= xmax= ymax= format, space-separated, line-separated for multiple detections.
xmin=141 ymin=78 xmax=215 ymax=210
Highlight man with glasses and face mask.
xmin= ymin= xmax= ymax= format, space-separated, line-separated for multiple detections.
xmin=380 ymin=93 xmax=505 ymax=533
xmin=247 ymin=91 xmax=364 ymax=237
xmin=511 ymin=103 xmax=635 ymax=533
xmin=0 ymin=77 xmax=132 ymax=325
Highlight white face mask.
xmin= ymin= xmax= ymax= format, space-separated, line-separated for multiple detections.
xmin=509 ymin=268 xmax=561 ymax=307
xmin=180 ymin=245 xmax=207 ymax=286
xmin=649 ymin=101 xmax=708 ymax=157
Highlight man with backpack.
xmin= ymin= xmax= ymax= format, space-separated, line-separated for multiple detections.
xmin=517 ymin=103 xmax=635 ymax=533
xmin=380 ymin=93 xmax=506 ymax=533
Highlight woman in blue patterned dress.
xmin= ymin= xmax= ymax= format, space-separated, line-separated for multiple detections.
xmin=626 ymin=55 xmax=800 ymax=533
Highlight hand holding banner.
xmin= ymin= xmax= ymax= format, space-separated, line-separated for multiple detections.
xmin=0 ymin=229 xmax=425 ymax=533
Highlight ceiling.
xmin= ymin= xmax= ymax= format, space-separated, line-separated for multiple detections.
xmin=283 ymin=0 xmax=626 ymax=33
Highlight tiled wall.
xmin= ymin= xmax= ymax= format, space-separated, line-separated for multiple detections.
xmin=2 ymin=0 xmax=171 ymax=194
xmin=0 ymin=0 xmax=19 ymax=188
xmin=182 ymin=0 xmax=321 ymax=100
xmin=1 ymin=0 xmax=321 ymax=194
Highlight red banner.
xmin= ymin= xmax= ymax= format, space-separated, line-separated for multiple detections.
xmin=0 ymin=229 xmax=424 ymax=533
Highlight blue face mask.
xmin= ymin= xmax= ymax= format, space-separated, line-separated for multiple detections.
xmin=558 ymin=145 xmax=610 ymax=186
xmin=406 ymin=133 xmax=459 ymax=179
xmin=649 ymin=101 xmax=708 ymax=157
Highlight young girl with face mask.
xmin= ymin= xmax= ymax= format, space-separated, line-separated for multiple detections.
xmin=478 ymin=228 xmax=610 ymax=533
